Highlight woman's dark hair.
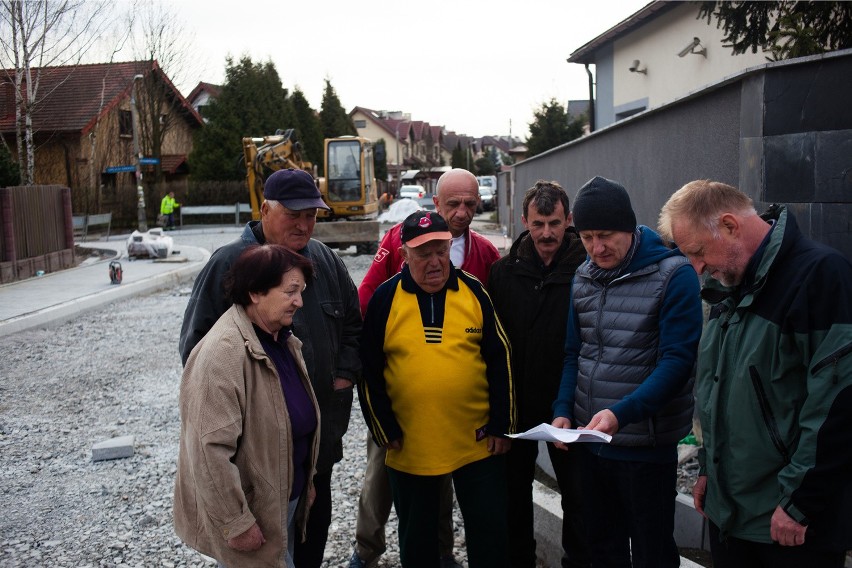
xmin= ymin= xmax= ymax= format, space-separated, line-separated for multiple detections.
xmin=224 ymin=244 xmax=314 ymax=306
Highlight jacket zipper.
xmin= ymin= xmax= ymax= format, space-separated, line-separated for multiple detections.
xmin=749 ymin=366 xmax=790 ymax=463
xmin=588 ymin=285 xmax=607 ymax=416
xmin=811 ymin=341 xmax=852 ymax=385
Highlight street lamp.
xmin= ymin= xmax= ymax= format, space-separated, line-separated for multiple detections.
xmin=130 ymin=74 xmax=147 ymax=231
xmin=395 ymin=122 xmax=403 ymax=194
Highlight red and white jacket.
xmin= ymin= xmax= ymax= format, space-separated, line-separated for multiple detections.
xmin=358 ymin=223 xmax=500 ymax=316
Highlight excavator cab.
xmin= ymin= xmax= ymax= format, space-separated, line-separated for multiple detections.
xmin=242 ymin=131 xmax=379 ymax=255
xmin=319 ymin=137 xmax=378 ymax=219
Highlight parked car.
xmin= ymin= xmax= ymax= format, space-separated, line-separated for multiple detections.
xmin=416 ymin=196 xmax=436 ymax=211
xmin=478 ymin=186 xmax=495 ymax=212
xmin=399 ymin=184 xmax=425 ymax=199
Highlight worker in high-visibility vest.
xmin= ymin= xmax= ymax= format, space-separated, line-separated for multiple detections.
xmin=160 ymin=191 xmax=180 ymax=230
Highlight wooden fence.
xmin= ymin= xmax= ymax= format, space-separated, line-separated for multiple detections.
xmin=0 ymin=185 xmax=75 ymax=283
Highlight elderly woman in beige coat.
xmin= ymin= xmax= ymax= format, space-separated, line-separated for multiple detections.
xmin=174 ymin=244 xmax=320 ymax=568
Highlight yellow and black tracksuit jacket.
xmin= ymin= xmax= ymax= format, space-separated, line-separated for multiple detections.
xmin=358 ymin=264 xmax=516 ymax=476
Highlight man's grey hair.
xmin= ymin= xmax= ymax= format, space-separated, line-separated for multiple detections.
xmin=658 ymin=180 xmax=756 ymax=241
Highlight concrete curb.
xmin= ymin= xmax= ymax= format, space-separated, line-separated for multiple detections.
xmin=533 ymin=441 xmax=709 ymax=567
xmin=0 ymin=247 xmax=209 ymax=338
xmin=532 ymin=481 xmax=706 ymax=567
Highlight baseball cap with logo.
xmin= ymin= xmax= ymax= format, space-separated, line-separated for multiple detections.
xmin=400 ymin=211 xmax=452 ymax=247
xmin=263 ymin=168 xmax=330 ymax=211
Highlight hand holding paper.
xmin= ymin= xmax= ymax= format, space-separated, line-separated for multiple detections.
xmin=508 ymin=423 xmax=612 ymax=444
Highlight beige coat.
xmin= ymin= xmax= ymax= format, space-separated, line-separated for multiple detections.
xmin=174 ymin=304 xmax=320 ymax=568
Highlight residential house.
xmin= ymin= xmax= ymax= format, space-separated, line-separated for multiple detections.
xmin=351 ymin=106 xmax=451 ymax=189
xmin=442 ymin=131 xmax=477 ymax=170
xmin=0 ymin=60 xmax=202 ymax=220
xmin=187 ymin=81 xmax=221 ymax=121
xmin=569 ymin=1 xmax=768 ymax=129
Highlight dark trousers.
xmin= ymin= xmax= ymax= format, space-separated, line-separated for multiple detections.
xmin=506 ymin=439 xmax=590 ymax=568
xmin=387 ymin=456 xmax=509 ymax=568
xmin=708 ymin=522 xmax=846 ymax=568
xmin=293 ymin=471 xmax=332 ymax=568
xmin=579 ymin=450 xmax=679 ymax=568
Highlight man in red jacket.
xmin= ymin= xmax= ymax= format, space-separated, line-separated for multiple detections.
xmin=349 ymin=168 xmax=500 ymax=568
xmin=358 ymin=168 xmax=500 ymax=315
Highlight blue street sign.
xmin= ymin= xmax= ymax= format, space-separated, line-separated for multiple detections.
xmin=105 ymin=165 xmax=137 ymax=173
xmin=139 ymin=157 xmax=160 ymax=165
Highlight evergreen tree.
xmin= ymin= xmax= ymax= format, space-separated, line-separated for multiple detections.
xmin=189 ymin=56 xmax=295 ymax=180
xmin=319 ymin=78 xmax=356 ymax=139
xmin=373 ymin=138 xmax=388 ymax=186
xmin=450 ymin=143 xmax=466 ymax=170
xmin=526 ymin=99 xmax=584 ymax=158
xmin=320 ymin=79 xmax=358 ymax=175
xmin=475 ymin=156 xmax=495 ymax=176
xmin=698 ymin=1 xmax=852 ymax=60
xmin=0 ymin=142 xmax=20 ymax=187
xmin=488 ymin=146 xmax=502 ymax=173
xmin=291 ymin=86 xmax=323 ymax=172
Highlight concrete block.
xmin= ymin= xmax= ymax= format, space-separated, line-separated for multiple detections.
xmin=674 ymin=492 xmax=710 ymax=551
xmin=92 ymin=435 xmax=135 ymax=462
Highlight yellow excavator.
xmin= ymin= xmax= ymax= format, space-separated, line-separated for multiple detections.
xmin=243 ymin=129 xmax=380 ymax=255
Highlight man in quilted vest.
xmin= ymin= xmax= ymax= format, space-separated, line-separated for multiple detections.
xmin=551 ymin=176 xmax=703 ymax=568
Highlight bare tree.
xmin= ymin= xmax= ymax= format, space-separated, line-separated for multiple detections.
xmin=0 ymin=0 xmax=112 ymax=185
xmin=127 ymin=0 xmax=197 ymax=185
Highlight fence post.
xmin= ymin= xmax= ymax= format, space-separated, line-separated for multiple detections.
xmin=234 ymin=202 xmax=239 ymax=226
xmin=62 ymin=187 xmax=75 ymax=250
xmin=0 ymin=188 xmax=16 ymax=263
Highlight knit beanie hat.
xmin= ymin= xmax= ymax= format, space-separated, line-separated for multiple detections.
xmin=572 ymin=176 xmax=637 ymax=233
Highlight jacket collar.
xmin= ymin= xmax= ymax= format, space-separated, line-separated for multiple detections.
xmin=400 ymin=263 xmax=460 ymax=295
xmin=510 ymin=228 xmax=586 ymax=276
xmin=700 ymin=205 xmax=791 ymax=307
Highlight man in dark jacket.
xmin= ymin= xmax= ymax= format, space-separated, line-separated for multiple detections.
xmin=552 ymin=176 xmax=703 ymax=568
xmin=179 ymin=168 xmax=362 ymax=568
xmin=487 ymin=180 xmax=589 ymax=568
xmin=660 ymin=180 xmax=852 ymax=567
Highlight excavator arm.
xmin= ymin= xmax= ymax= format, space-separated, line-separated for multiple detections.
xmin=242 ymin=129 xmax=312 ymax=220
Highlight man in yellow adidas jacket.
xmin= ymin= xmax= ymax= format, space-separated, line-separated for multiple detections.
xmin=358 ymin=210 xmax=516 ymax=568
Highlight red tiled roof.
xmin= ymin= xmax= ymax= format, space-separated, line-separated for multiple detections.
xmin=187 ymin=81 xmax=221 ymax=104
xmin=410 ymin=120 xmax=425 ymax=141
xmin=0 ymin=60 xmax=202 ymax=135
xmin=159 ymin=154 xmax=187 ymax=174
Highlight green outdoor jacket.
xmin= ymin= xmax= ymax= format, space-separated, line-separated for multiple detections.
xmin=697 ymin=206 xmax=852 ymax=549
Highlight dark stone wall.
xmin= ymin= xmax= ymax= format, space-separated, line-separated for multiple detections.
xmin=513 ymin=50 xmax=852 ymax=260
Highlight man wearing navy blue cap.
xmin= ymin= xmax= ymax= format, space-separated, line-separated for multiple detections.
xmin=180 ymin=168 xmax=362 ymax=568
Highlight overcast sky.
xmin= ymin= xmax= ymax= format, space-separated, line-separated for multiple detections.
xmin=160 ymin=0 xmax=650 ymax=139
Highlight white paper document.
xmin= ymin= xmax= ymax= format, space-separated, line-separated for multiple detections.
xmin=508 ymin=423 xmax=612 ymax=444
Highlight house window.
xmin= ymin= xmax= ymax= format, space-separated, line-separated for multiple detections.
xmin=119 ymin=110 xmax=133 ymax=137
xmin=615 ymin=107 xmax=646 ymax=121
xmin=101 ymin=172 xmax=117 ymax=199
xmin=614 ymin=98 xmax=648 ymax=122
xmin=354 ymin=120 xmax=366 ymax=128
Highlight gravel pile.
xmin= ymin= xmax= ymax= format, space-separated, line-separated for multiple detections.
xmin=0 ymin=248 xmax=465 ymax=567
xmin=0 ymin=241 xmax=706 ymax=568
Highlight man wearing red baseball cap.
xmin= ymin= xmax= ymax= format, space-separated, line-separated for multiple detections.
xmin=358 ymin=210 xmax=515 ymax=568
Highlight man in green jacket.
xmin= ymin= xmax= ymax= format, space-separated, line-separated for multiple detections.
xmin=659 ymin=180 xmax=852 ymax=567
xmin=160 ymin=190 xmax=179 ymax=230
